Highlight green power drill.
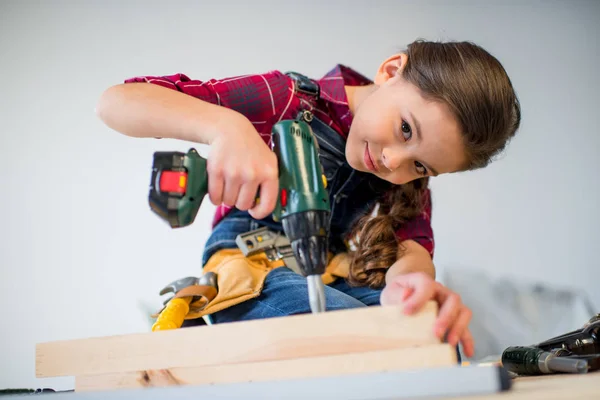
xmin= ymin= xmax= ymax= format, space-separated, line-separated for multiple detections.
xmin=148 ymin=112 xmax=330 ymax=313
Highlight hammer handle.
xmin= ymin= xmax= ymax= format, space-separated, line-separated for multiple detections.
xmin=151 ymin=297 xmax=192 ymax=331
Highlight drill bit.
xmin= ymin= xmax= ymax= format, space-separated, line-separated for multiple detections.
xmin=281 ymin=211 xmax=329 ymax=315
xmin=307 ymin=275 xmax=326 ymax=313
xmin=547 ymin=356 xmax=588 ymax=374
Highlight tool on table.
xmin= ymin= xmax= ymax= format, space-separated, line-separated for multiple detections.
xmin=148 ymin=112 xmax=330 ymax=314
xmin=501 ymin=313 xmax=600 ymax=376
xmin=151 ymin=272 xmax=218 ymax=331
xmin=536 ymin=313 xmax=600 ymax=356
xmin=501 ymin=346 xmax=588 ymax=375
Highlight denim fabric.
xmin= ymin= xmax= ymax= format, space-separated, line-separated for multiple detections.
xmin=209 ymin=267 xmax=383 ymax=323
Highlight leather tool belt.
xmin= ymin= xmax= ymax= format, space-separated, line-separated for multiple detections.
xmin=152 ymin=227 xmax=351 ymax=322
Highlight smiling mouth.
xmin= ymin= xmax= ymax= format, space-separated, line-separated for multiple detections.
xmin=364 ymin=143 xmax=379 ymax=173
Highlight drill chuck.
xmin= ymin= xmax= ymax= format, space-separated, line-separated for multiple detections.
xmin=281 ymin=210 xmax=329 ymax=276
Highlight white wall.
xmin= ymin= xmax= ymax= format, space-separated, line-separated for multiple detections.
xmin=1 ymin=0 xmax=598 ymax=390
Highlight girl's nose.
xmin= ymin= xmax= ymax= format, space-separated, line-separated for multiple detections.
xmin=381 ymin=148 xmax=414 ymax=184
xmin=382 ymin=148 xmax=403 ymax=171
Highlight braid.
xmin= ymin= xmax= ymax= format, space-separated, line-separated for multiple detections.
xmin=347 ymin=178 xmax=429 ymax=288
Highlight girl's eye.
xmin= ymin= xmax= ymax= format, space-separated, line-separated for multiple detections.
xmin=401 ymin=120 xmax=412 ymax=140
xmin=415 ymin=161 xmax=428 ymax=176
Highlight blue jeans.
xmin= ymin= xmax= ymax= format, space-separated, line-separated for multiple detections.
xmin=212 ymin=267 xmax=382 ymax=323
xmin=181 ymin=267 xmax=382 ymax=327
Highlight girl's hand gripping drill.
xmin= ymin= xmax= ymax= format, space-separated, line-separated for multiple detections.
xmin=148 ymin=114 xmax=331 ymax=314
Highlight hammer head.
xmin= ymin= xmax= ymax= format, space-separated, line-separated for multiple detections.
xmin=159 ymin=276 xmax=199 ymax=296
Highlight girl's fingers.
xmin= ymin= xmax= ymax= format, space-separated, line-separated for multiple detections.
xmin=446 ymin=307 xmax=473 ymax=348
xmin=402 ymin=287 xmax=414 ymax=302
xmin=222 ymin=176 xmax=242 ymax=207
xmin=434 ymin=292 xmax=461 ymax=339
xmin=460 ymin=328 xmax=476 ymax=359
xmin=236 ymin=181 xmax=259 ymax=211
xmin=433 ymin=281 xmax=452 ymax=304
xmin=249 ymin=176 xmax=279 ymax=220
xmin=381 ymin=285 xmax=403 ymax=306
xmin=396 ymin=274 xmax=436 ymax=314
xmin=208 ymin=168 xmax=224 ymax=206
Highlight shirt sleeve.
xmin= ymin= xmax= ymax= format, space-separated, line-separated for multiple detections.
xmin=394 ymin=188 xmax=435 ymax=257
xmin=123 ymin=71 xmax=294 ymax=144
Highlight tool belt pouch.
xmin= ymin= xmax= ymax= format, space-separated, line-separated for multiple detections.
xmin=182 ymin=248 xmax=285 ymax=320
xmin=174 ymin=248 xmax=352 ymax=321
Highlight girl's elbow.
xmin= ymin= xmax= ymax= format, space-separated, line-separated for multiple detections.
xmin=95 ymin=84 xmax=137 ymax=133
xmin=95 ymin=85 xmax=120 ymax=125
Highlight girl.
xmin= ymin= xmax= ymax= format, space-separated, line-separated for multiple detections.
xmin=96 ymin=39 xmax=521 ymax=359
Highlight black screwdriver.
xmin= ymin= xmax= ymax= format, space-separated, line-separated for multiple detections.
xmin=502 ymin=346 xmax=588 ymax=375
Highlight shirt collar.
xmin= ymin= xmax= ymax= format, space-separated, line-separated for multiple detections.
xmin=317 ymin=64 xmax=373 ymax=136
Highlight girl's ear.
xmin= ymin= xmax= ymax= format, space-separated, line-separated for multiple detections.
xmin=374 ymin=53 xmax=408 ymax=85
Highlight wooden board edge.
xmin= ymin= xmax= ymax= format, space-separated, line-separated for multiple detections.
xmin=74 ymin=343 xmax=457 ymax=392
xmin=38 ymin=302 xmax=440 ymax=378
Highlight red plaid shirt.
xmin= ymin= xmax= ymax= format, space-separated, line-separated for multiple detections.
xmin=125 ymin=65 xmax=434 ymax=256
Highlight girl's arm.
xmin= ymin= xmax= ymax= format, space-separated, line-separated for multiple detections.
xmin=95 ymin=71 xmax=293 ymax=220
xmin=385 ymin=240 xmax=435 ymax=284
xmin=96 ymin=82 xmax=249 ymax=145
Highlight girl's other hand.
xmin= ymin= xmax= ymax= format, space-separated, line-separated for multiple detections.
xmin=381 ymin=272 xmax=475 ymax=358
xmin=207 ymin=117 xmax=279 ymax=220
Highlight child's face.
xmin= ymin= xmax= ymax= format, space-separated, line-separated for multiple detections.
xmin=345 ymin=55 xmax=467 ymax=185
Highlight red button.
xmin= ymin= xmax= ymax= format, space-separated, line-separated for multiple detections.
xmin=159 ymin=170 xmax=187 ymax=194
xmin=280 ymin=189 xmax=287 ymax=207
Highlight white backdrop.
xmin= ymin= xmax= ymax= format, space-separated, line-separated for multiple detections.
xmin=1 ymin=0 xmax=598 ymax=390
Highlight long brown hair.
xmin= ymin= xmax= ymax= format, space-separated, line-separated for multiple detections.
xmin=347 ymin=39 xmax=522 ymax=288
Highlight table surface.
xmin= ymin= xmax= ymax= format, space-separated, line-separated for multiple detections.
xmin=456 ymin=371 xmax=600 ymax=400
xmin=10 ymin=368 xmax=599 ymax=399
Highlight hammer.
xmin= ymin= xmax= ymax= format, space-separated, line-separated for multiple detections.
xmin=151 ymin=272 xmax=218 ymax=331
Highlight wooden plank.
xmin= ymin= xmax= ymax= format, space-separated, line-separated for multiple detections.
xmin=74 ymin=344 xmax=457 ymax=392
xmin=45 ymin=365 xmax=513 ymax=400
xmin=37 ymin=302 xmax=439 ymax=378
